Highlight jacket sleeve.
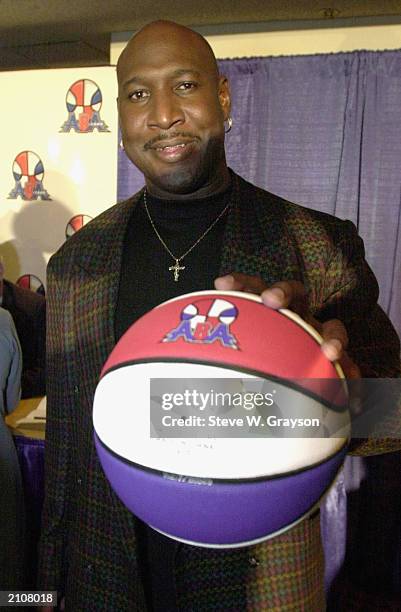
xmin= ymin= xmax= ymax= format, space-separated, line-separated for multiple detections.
xmin=312 ymin=219 xmax=401 ymax=455
xmin=37 ymin=254 xmax=76 ymax=594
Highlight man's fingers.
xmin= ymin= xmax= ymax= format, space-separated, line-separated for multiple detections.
xmin=319 ymin=318 xmax=360 ymax=378
xmin=321 ymin=318 xmax=349 ymax=348
xmin=321 ymin=339 xmax=343 ymax=362
xmin=215 ymin=274 xmax=360 ymax=379
xmin=339 ymin=350 xmax=361 ymax=380
xmin=215 ymin=277 xmax=308 ymax=315
xmin=320 ymin=319 xmax=349 ymax=361
xmin=261 ymin=280 xmax=307 ymax=311
xmin=214 ymin=273 xmax=268 ymax=294
xmin=215 ymin=277 xmax=306 ymax=310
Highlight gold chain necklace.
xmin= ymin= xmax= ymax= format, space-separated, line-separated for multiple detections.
xmin=143 ymin=189 xmax=230 ymax=281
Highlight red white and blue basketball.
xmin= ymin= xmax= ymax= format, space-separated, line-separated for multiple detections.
xmin=93 ymin=290 xmax=349 ymax=548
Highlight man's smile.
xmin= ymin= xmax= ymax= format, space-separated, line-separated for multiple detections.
xmin=148 ymin=139 xmax=198 ymax=161
xmin=155 ymin=142 xmax=187 ymax=150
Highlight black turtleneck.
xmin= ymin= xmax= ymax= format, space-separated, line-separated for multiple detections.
xmin=115 ymin=182 xmax=232 ymax=340
xmin=114 ymin=182 xmax=232 ymax=611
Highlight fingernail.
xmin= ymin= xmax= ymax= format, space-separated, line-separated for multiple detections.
xmin=321 ymin=340 xmax=342 ymax=361
xmin=263 ymin=287 xmax=285 ymax=306
xmin=330 ymin=339 xmax=342 ymax=352
xmin=214 ymin=275 xmax=234 ymax=290
xmin=269 ymin=287 xmax=285 ymax=300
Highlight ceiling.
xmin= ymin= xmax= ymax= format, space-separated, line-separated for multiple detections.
xmin=1 ymin=0 xmax=401 ymax=70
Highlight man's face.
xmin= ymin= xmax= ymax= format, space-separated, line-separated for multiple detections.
xmin=117 ymin=31 xmax=231 ymax=197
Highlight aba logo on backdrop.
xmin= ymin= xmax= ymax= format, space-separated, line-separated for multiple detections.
xmin=60 ymin=79 xmax=110 ymax=133
xmin=8 ymin=151 xmax=51 ymax=201
xmin=17 ymin=274 xmax=45 ymax=296
xmin=65 ymin=214 xmax=93 ymax=239
xmin=163 ymin=298 xmax=239 ymax=348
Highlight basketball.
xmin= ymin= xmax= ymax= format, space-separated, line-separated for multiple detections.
xmin=93 ymin=290 xmax=350 ymax=548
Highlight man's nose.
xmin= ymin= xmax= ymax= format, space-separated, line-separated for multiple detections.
xmin=147 ymin=91 xmax=184 ymax=130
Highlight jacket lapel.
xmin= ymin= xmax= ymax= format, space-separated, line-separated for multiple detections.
xmin=220 ymin=173 xmax=304 ymax=285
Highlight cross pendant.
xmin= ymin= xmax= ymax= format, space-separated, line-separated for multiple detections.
xmin=169 ymin=259 xmax=185 ymax=281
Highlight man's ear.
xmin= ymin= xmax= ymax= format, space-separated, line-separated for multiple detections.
xmin=218 ymin=75 xmax=231 ymax=120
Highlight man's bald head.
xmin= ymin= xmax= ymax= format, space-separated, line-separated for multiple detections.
xmin=116 ymin=19 xmax=231 ymax=198
xmin=117 ymin=21 xmax=219 ymax=82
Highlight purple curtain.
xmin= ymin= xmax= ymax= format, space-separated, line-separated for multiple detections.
xmin=118 ymin=49 xmax=401 ymax=337
xmin=220 ymin=51 xmax=401 ymax=337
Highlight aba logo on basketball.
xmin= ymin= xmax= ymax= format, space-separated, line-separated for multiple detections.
xmin=164 ymin=298 xmax=238 ymax=348
xmin=8 ymin=151 xmax=51 ymax=201
xmin=60 ymin=79 xmax=110 ymax=133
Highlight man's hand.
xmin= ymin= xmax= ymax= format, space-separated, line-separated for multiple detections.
xmin=214 ymin=273 xmax=360 ymax=379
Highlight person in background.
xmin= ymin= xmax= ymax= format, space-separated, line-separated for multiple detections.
xmin=0 ymin=277 xmax=45 ymax=399
xmin=38 ymin=20 xmax=400 ymax=611
xmin=0 ymin=306 xmax=25 ymax=590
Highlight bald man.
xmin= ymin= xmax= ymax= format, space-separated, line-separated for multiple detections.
xmin=38 ymin=20 xmax=400 ymax=611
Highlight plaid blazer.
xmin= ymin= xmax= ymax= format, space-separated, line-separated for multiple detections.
xmin=38 ymin=172 xmax=400 ymax=611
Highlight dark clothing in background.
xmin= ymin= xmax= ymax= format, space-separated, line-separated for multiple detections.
xmin=2 ymin=280 xmax=46 ymax=398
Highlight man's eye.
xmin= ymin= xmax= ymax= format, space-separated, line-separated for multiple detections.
xmin=129 ymin=90 xmax=149 ymax=101
xmin=177 ymin=82 xmax=197 ymax=91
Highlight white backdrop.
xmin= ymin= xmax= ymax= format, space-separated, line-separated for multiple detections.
xmin=0 ymin=66 xmax=118 ymax=293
